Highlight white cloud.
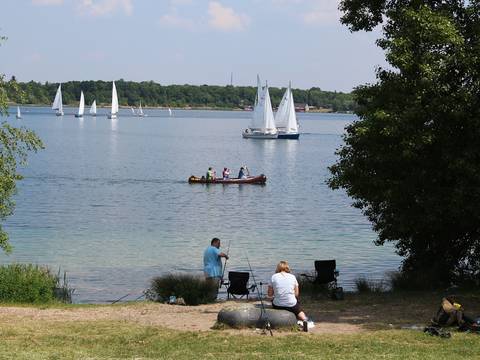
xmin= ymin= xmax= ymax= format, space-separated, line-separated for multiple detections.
xmin=159 ymin=13 xmax=195 ymax=30
xmin=302 ymin=0 xmax=341 ymax=26
xmin=78 ymin=0 xmax=133 ymax=17
xmin=32 ymin=0 xmax=63 ymax=5
xmin=207 ymin=1 xmax=250 ymax=32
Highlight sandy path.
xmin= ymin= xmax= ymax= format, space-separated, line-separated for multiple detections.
xmin=0 ymin=302 xmax=363 ymax=334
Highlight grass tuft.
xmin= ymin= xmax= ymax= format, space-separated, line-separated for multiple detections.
xmin=149 ymin=273 xmax=218 ymax=306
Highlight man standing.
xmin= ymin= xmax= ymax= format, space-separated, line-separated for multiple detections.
xmin=203 ymin=238 xmax=229 ymax=286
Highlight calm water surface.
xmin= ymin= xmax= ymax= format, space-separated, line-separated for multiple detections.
xmin=2 ymin=106 xmax=400 ymax=302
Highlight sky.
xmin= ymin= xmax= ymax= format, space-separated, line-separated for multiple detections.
xmin=0 ymin=0 xmax=386 ymax=92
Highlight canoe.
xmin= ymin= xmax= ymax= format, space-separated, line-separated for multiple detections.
xmin=188 ymin=174 xmax=267 ymax=184
xmin=217 ymin=303 xmax=297 ymax=329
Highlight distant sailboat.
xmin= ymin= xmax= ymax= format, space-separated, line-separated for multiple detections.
xmin=52 ymin=84 xmax=64 ymax=116
xmin=75 ymin=91 xmax=85 ymax=118
xmin=89 ymin=100 xmax=97 ymax=116
xmin=242 ymin=75 xmax=278 ymax=139
xmin=138 ymin=101 xmax=145 ymax=117
xmin=16 ymin=106 xmax=22 ymax=119
xmin=168 ymin=107 xmax=172 ymax=117
xmin=131 ymin=107 xmax=136 ymax=115
xmin=108 ymin=81 xmax=118 ymax=119
xmin=275 ymin=82 xmax=299 ymax=139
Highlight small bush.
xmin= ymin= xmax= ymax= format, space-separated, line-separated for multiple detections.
xmin=149 ymin=273 xmax=218 ymax=306
xmin=0 ymin=264 xmax=59 ymax=303
xmin=388 ymin=271 xmax=439 ymax=291
xmin=354 ymin=277 xmax=387 ymax=293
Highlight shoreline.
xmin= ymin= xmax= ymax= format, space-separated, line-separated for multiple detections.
xmin=7 ymin=103 xmax=345 ymax=114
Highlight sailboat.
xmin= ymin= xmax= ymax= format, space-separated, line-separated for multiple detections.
xmin=108 ymin=81 xmax=119 ymax=119
xmin=168 ymin=107 xmax=172 ymax=116
xmin=242 ymin=75 xmax=277 ymax=139
xmin=52 ymin=84 xmax=64 ymax=116
xmin=16 ymin=106 xmax=22 ymax=119
xmin=138 ymin=101 xmax=145 ymax=117
xmin=131 ymin=107 xmax=136 ymax=116
xmin=89 ymin=100 xmax=97 ymax=116
xmin=75 ymin=91 xmax=85 ymax=118
xmin=275 ymin=82 xmax=300 ymax=139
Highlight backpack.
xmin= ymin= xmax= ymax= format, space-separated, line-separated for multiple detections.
xmin=431 ymin=298 xmax=464 ymax=327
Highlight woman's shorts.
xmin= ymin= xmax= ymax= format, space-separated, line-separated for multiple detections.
xmin=272 ymin=301 xmax=302 ymax=315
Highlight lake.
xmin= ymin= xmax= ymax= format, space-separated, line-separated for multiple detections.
xmin=1 ymin=106 xmax=400 ymax=303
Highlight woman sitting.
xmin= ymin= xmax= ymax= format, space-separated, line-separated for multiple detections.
xmin=267 ymin=260 xmax=314 ymax=329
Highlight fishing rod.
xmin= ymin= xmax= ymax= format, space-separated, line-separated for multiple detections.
xmin=219 ymin=239 xmax=231 ymax=289
xmin=111 ymin=291 xmax=146 ymax=304
xmin=245 ymin=253 xmax=273 ymax=336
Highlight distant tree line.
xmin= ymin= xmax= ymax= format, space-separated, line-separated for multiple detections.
xmin=6 ymin=78 xmax=356 ymax=112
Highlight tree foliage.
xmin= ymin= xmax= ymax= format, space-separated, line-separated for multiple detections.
xmin=5 ymin=80 xmax=356 ymax=112
xmin=0 ymin=36 xmax=44 ymax=253
xmin=330 ymin=1 xmax=480 ymax=285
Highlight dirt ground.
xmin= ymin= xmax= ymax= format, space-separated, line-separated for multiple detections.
xmin=0 ymin=291 xmax=478 ymax=335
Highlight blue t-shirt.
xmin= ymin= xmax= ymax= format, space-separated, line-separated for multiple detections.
xmin=203 ymin=245 xmax=222 ymax=278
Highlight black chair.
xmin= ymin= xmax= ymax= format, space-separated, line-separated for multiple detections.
xmin=301 ymin=260 xmax=342 ymax=299
xmin=225 ymin=271 xmax=257 ymax=300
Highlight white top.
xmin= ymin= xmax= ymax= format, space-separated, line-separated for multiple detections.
xmin=270 ymin=272 xmax=298 ymax=307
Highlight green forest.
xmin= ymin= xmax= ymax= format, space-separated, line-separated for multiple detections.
xmin=6 ymin=78 xmax=356 ymax=112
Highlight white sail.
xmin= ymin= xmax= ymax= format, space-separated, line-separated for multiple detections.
xmin=110 ymin=81 xmax=119 ymax=117
xmin=168 ymin=107 xmax=172 ymax=116
xmin=16 ymin=106 xmax=21 ymax=119
xmin=89 ymin=100 xmax=97 ymax=115
xmin=77 ymin=91 xmax=85 ymax=117
xmin=275 ymin=82 xmax=298 ymax=133
xmin=250 ymin=75 xmax=264 ymax=130
xmin=52 ymin=84 xmax=64 ymax=115
xmin=138 ymin=102 xmax=144 ymax=116
xmin=131 ymin=107 xmax=136 ymax=115
xmin=263 ymin=83 xmax=277 ymax=133
xmin=275 ymin=86 xmax=290 ymax=129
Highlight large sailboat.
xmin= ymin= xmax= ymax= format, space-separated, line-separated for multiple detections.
xmin=89 ymin=100 xmax=97 ymax=116
xmin=275 ymin=82 xmax=300 ymax=139
xmin=16 ymin=106 xmax=22 ymax=119
xmin=108 ymin=81 xmax=119 ymax=119
xmin=75 ymin=91 xmax=85 ymax=118
xmin=242 ymin=76 xmax=278 ymax=139
xmin=52 ymin=84 xmax=64 ymax=116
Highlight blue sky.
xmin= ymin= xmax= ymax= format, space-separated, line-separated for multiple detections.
xmin=0 ymin=0 xmax=386 ymax=92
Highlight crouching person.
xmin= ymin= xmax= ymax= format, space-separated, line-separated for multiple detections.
xmin=267 ymin=260 xmax=314 ymax=329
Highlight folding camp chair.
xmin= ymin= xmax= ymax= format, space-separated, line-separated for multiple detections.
xmin=301 ymin=260 xmax=343 ymax=299
xmin=225 ymin=271 xmax=257 ymax=300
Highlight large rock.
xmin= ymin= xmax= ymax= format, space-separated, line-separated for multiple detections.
xmin=217 ymin=303 xmax=297 ymax=329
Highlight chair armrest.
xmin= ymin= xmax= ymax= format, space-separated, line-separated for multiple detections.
xmin=248 ymin=284 xmax=257 ymax=292
xmin=300 ymin=273 xmax=315 ymax=279
xmin=222 ymin=281 xmax=230 ymax=287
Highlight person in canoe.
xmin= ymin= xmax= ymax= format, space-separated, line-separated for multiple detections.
xmin=206 ymin=167 xmax=216 ymax=181
xmin=238 ymin=166 xmax=247 ymax=179
xmin=222 ymin=167 xmax=230 ymax=179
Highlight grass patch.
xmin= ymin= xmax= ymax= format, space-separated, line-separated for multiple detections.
xmin=0 ymin=320 xmax=479 ymax=359
xmin=149 ymin=273 xmax=218 ymax=305
xmin=0 ymin=264 xmax=73 ymax=304
xmin=354 ymin=277 xmax=388 ymax=293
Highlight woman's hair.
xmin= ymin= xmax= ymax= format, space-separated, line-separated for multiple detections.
xmin=275 ymin=261 xmax=290 ymax=273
